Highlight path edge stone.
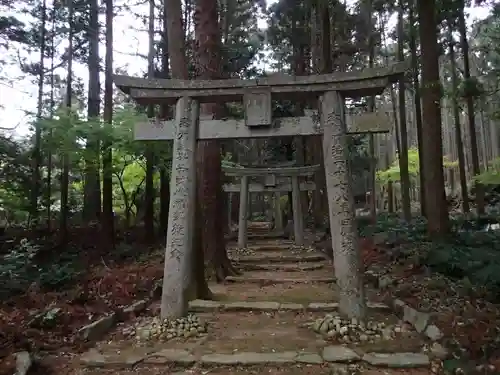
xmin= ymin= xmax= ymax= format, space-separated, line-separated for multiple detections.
xmin=364 ymin=270 xmax=448 ymax=358
xmin=78 ymin=296 xmax=151 ymax=341
xmin=80 ymin=348 xmax=431 ymax=369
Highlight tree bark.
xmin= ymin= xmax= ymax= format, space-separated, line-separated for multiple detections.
xmin=83 ymin=0 xmax=102 ymax=223
xmin=397 ymin=1 xmax=412 ymax=221
xmin=194 ymin=0 xmax=238 ymax=281
xmin=417 ymin=0 xmax=449 ymax=236
xmin=144 ymin=0 xmax=156 ymax=242
xmin=409 ymin=4 xmax=426 ymax=217
xmin=102 ymin=0 xmax=115 ymax=246
xmin=458 ymin=2 xmax=485 ymax=214
xmin=159 ymin=0 xmax=171 ymax=236
xmin=448 ymin=23 xmax=470 ymax=213
xmin=31 ymin=0 xmax=46 ymax=226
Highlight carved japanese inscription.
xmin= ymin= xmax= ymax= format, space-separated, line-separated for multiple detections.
xmin=321 ymin=90 xmax=366 ymax=320
xmin=161 ymin=97 xmax=199 ymax=319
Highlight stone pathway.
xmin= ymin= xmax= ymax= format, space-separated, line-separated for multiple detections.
xmin=77 ymin=237 xmax=439 ymax=374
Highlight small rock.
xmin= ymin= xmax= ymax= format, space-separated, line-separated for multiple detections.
xmin=378 ymin=276 xmax=394 ymax=288
xmin=359 ymin=334 xmax=369 ymax=342
xmin=79 ymin=313 xmax=117 ymax=341
xmin=425 ymin=324 xmax=444 ymax=341
xmin=429 ymin=342 xmax=448 ymax=359
xmin=402 ymin=304 xmax=429 ymax=333
xmin=15 ymin=351 xmax=32 ymax=375
xmin=381 ymin=326 xmax=393 ymax=340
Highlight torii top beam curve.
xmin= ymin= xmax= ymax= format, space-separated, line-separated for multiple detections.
xmin=113 ymin=62 xmax=409 ymax=105
xmin=223 ymin=165 xmax=320 ymax=177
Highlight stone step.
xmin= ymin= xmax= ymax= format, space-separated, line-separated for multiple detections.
xmin=226 ymin=230 xmax=286 ymax=238
xmin=80 ymin=346 xmax=430 ymax=368
xmin=234 ymin=254 xmax=326 ymax=264
xmin=187 ymin=299 xmax=390 ymax=313
xmin=225 ymin=276 xmax=336 ymax=284
xmin=237 ymin=263 xmax=326 ymax=272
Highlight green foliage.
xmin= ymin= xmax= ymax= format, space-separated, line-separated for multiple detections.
xmin=0 ymin=135 xmax=33 ymax=221
xmin=364 ymin=214 xmax=500 ymax=298
xmin=358 ymin=213 xmax=428 ymax=241
xmin=473 ymin=157 xmax=500 ymax=185
xmin=376 ymin=148 xmax=457 ymax=184
xmin=0 ymin=238 xmax=81 ymax=298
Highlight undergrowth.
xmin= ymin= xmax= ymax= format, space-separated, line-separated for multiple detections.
xmin=0 ymin=239 xmax=83 ymax=298
xmin=0 ymin=237 xmax=155 ymax=299
xmin=359 ymin=213 xmax=500 ymax=299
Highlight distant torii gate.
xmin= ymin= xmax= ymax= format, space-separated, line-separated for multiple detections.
xmin=113 ymin=62 xmax=404 ymax=319
xmin=223 ymin=164 xmax=319 ymax=247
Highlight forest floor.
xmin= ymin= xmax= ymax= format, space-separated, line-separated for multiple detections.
xmin=1 ymin=223 xmax=500 ymax=375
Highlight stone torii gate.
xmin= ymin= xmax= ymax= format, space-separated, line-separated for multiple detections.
xmin=223 ymin=164 xmax=319 ymax=248
xmin=113 ymin=62 xmax=404 ymax=318
xmin=229 ymin=160 xmax=298 ymax=231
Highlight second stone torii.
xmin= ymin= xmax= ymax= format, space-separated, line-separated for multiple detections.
xmin=223 ymin=164 xmax=319 ymax=248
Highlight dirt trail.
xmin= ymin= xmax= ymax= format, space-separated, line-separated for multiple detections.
xmin=67 ymin=234 xmax=435 ymax=375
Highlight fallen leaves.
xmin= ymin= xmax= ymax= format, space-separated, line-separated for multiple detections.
xmin=0 ymin=242 xmax=164 ymax=363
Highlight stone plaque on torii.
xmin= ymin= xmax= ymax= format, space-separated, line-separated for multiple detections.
xmin=113 ymin=62 xmax=405 ymax=318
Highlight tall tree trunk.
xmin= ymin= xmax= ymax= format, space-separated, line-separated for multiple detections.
xmin=159 ymin=0 xmax=170 ymax=236
xmin=102 ymin=0 xmax=114 ymax=246
xmin=144 ymin=0 xmax=156 ymax=241
xmin=397 ymin=0 xmax=412 ymax=221
xmin=417 ymin=0 xmax=449 ymax=236
xmin=458 ymin=1 xmax=484 ymax=214
xmin=448 ymin=23 xmax=470 ymax=213
xmin=83 ymin=0 xmax=102 ymax=223
xmin=193 ymin=0 xmax=239 ymax=283
xmin=409 ymin=4 xmax=426 ymax=217
xmin=31 ymin=0 xmax=46 ymax=227
xmin=290 ymin=9 xmax=308 ymax=221
xmin=364 ymin=0 xmax=377 ymax=222
xmin=310 ymin=0 xmax=330 ymax=228
xmin=60 ymin=0 xmax=74 ymax=247
xmin=46 ymin=8 xmax=56 ymax=231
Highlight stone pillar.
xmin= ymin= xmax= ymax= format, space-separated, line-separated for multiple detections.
xmin=238 ymin=175 xmax=249 ymax=248
xmin=291 ymin=175 xmax=304 ymax=246
xmin=274 ymin=193 xmax=283 ymax=231
xmin=161 ymin=97 xmax=199 ymax=319
xmin=321 ymin=90 xmax=366 ymax=320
